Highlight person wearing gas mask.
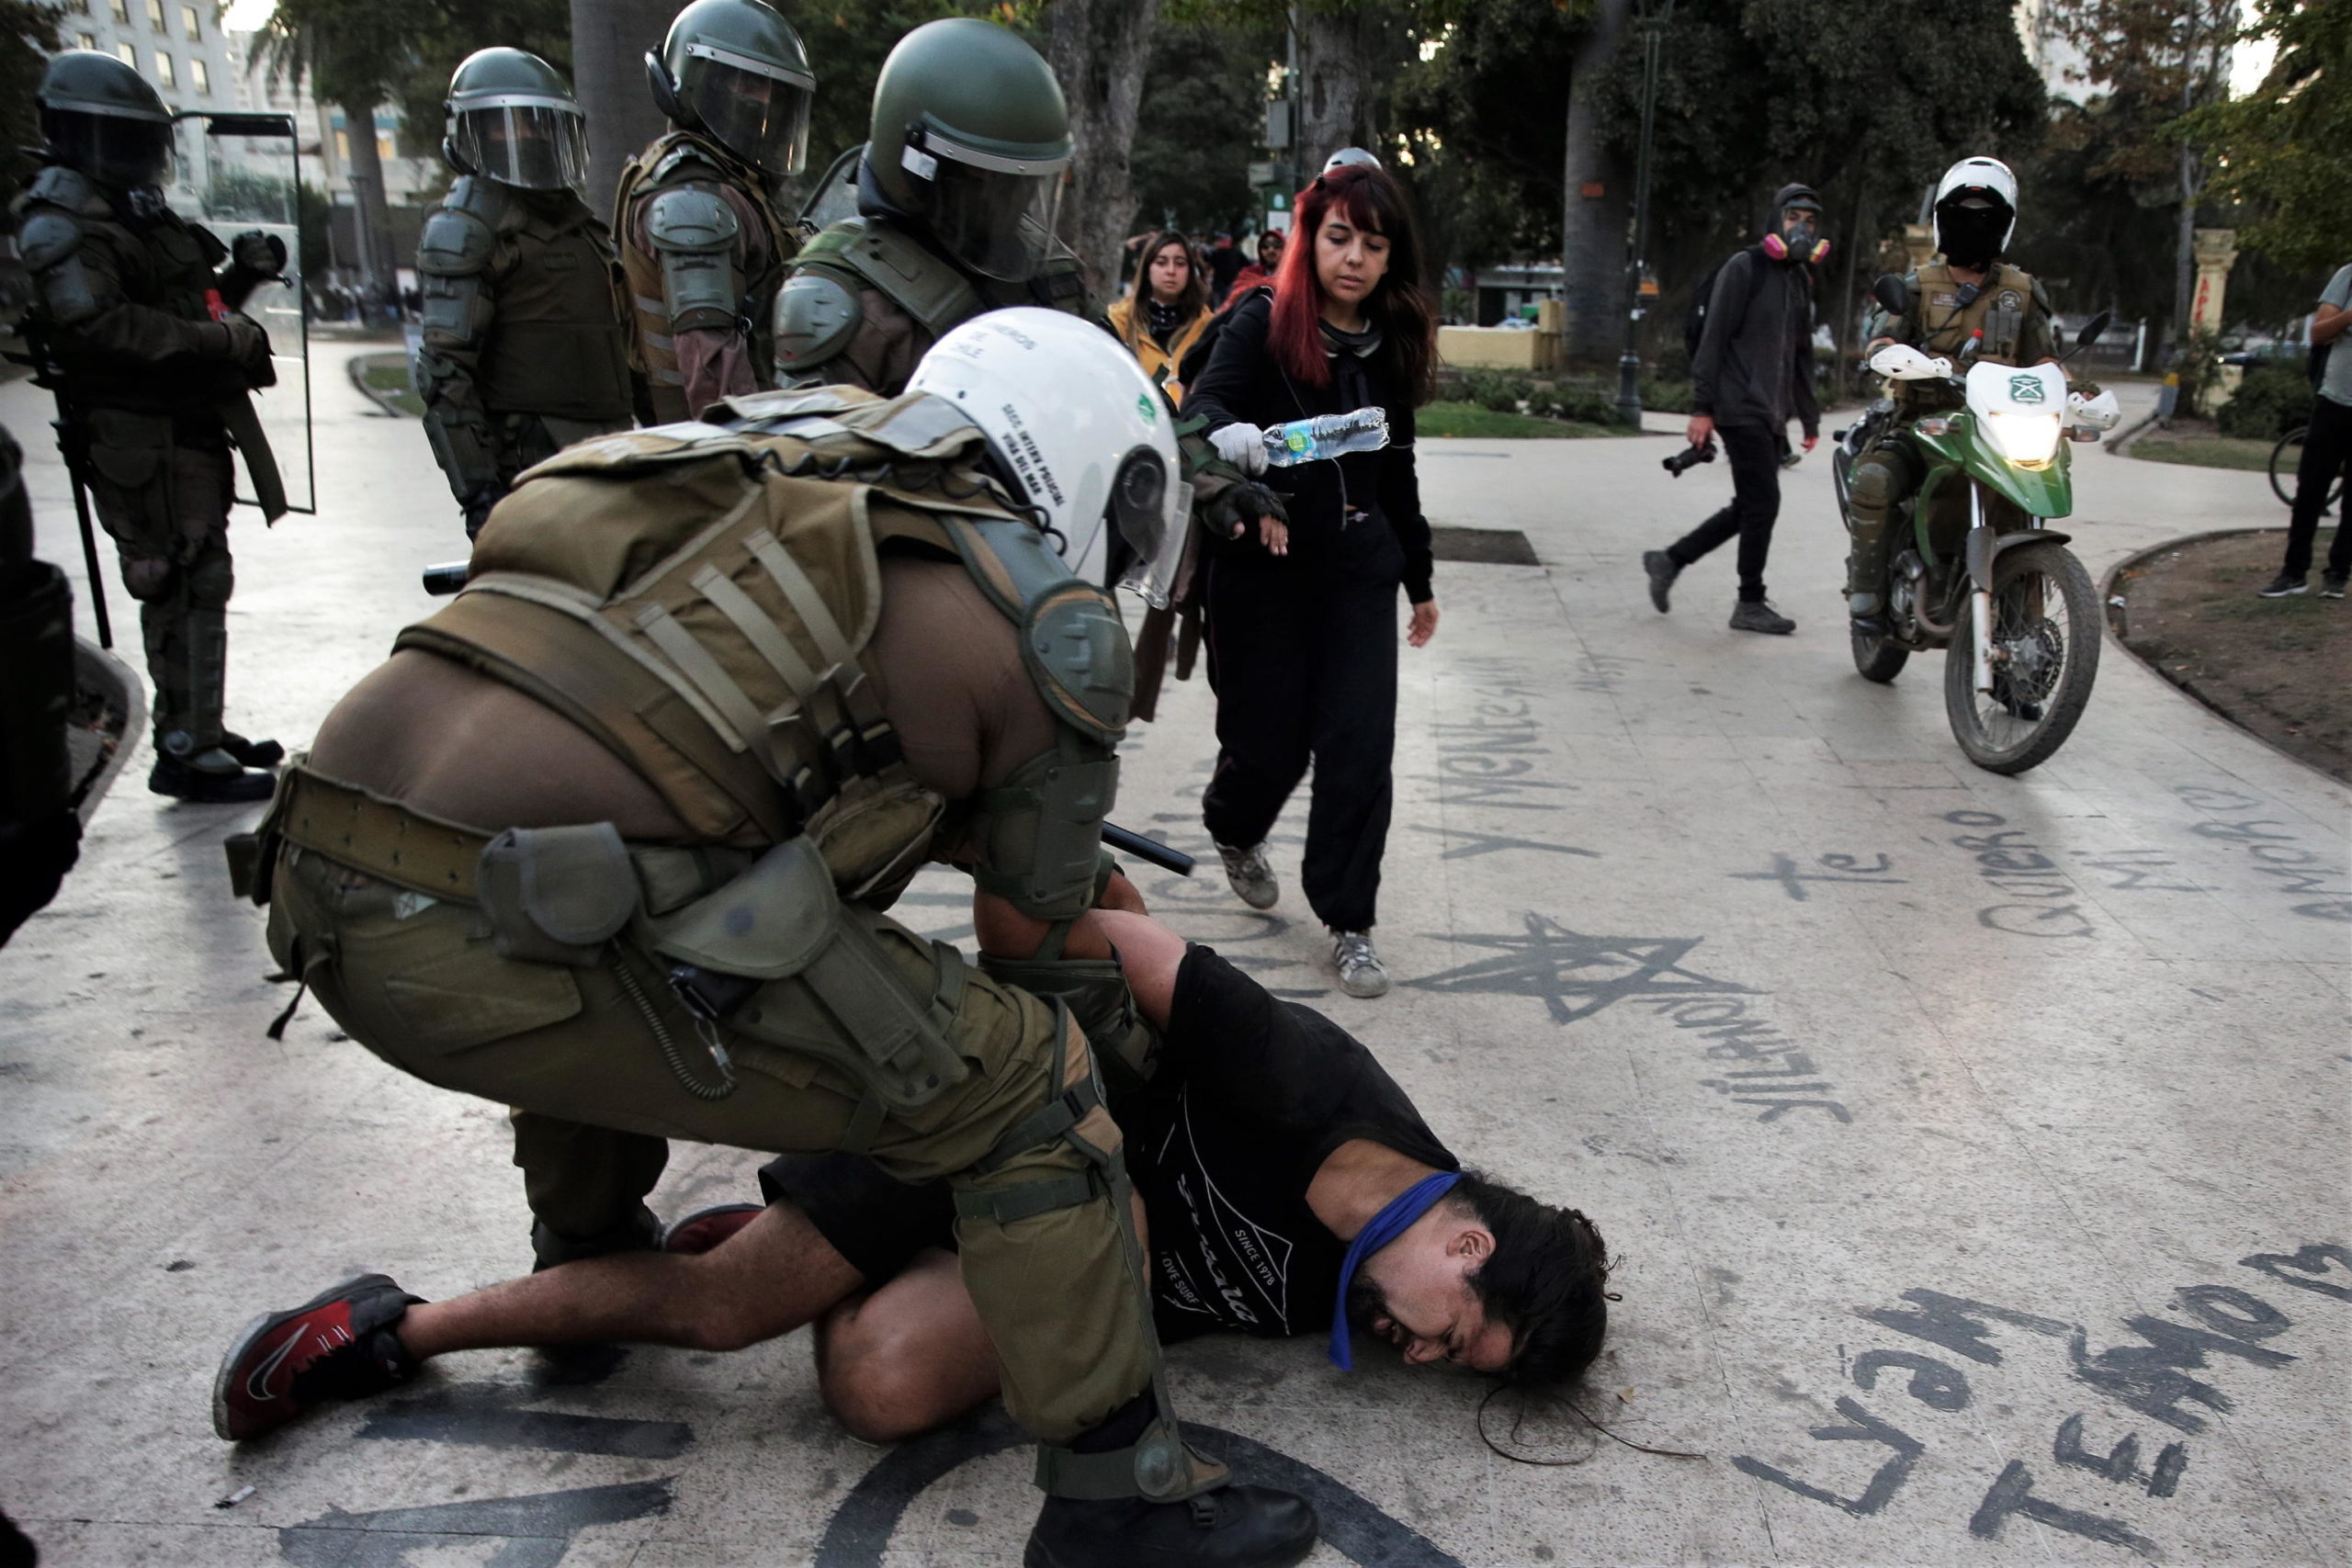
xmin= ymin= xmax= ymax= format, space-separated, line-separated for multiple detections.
xmin=617 ymin=0 xmax=812 ymax=423
xmin=416 ymin=50 xmax=635 ymax=539
xmin=772 ymin=17 xmax=1090 ymax=394
xmin=10 ymin=51 xmax=288 ymax=802
xmin=215 ymin=312 xmax=1319 ymax=1568
xmin=1844 ymin=157 xmax=2057 ymax=633
xmin=1642 ymin=183 xmax=1826 ymax=636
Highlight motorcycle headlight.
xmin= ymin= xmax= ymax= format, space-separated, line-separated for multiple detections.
xmin=1982 ymin=409 xmax=2062 ymax=468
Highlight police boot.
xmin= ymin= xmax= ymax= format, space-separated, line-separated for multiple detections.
xmin=1845 ymin=456 xmax=1900 ymax=632
xmin=150 ymin=609 xmax=273 ymax=803
xmin=1024 ymin=1394 xmax=1317 ymax=1568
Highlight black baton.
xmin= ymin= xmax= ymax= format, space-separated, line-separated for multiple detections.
xmin=1103 ymin=822 xmax=1193 ymax=876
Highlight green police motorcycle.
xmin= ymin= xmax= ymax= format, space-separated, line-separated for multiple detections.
xmin=1833 ymin=276 xmax=2120 ymax=774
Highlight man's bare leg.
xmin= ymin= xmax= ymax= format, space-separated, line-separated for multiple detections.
xmin=399 ymin=1203 xmax=864 ymax=1359
xmin=812 ymin=1247 xmax=1003 ymax=1442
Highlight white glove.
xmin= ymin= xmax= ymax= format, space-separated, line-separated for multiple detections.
xmin=1209 ymin=422 xmax=1269 ymax=477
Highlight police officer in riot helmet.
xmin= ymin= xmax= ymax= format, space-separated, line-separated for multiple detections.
xmin=10 ymin=51 xmax=288 ymax=802
xmin=417 ymin=49 xmax=635 ymax=539
xmin=775 ymin=17 xmax=1090 ymax=393
xmin=1848 ymin=156 xmax=2057 ymax=632
xmin=217 ymin=313 xmax=1317 ymax=1567
xmin=616 ymin=0 xmax=814 ymax=423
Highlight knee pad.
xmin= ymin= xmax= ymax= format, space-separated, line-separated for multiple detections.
xmin=1849 ymin=458 xmax=1899 ymax=513
xmin=185 ymin=549 xmax=234 ymax=611
xmin=119 ymin=554 xmax=175 ymax=602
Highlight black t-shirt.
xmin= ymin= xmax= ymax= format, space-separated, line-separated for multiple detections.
xmin=761 ymin=943 xmax=1456 ymax=1341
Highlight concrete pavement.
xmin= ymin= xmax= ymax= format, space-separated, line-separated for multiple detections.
xmin=1 ymin=350 xmax=2344 ymax=1567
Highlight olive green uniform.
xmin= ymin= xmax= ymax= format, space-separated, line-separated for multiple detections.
xmin=415 ymin=176 xmax=635 ymax=534
xmin=246 ymin=389 xmax=1216 ymax=1492
xmin=615 ymin=130 xmax=795 ymax=422
xmin=1848 ymin=260 xmax=2056 ymax=609
xmin=10 ymin=164 xmax=279 ymax=764
xmin=775 ymin=215 xmax=1091 ymax=394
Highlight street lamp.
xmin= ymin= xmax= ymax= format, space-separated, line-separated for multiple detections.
xmin=1614 ymin=0 xmax=1673 ymax=427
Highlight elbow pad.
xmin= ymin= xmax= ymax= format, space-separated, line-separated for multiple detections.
xmin=18 ymin=211 xmax=100 ymax=327
xmin=645 ymin=186 xmax=742 ymax=335
xmin=416 ymin=205 xmax=498 ymax=350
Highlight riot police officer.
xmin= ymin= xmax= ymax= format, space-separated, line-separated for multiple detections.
xmin=616 ymin=0 xmax=812 ymax=423
xmin=11 ymin=51 xmax=286 ymax=802
xmin=1847 ymin=156 xmax=2057 ymax=631
xmin=774 ymin=17 xmax=1091 ymax=393
xmin=222 ymin=311 xmax=1316 ymax=1567
xmin=416 ymin=50 xmax=635 ymax=539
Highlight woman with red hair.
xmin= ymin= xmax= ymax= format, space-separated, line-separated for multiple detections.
xmin=1184 ymin=162 xmax=1438 ymax=999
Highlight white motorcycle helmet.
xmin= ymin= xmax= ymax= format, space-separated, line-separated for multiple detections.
xmin=1932 ymin=155 xmax=2018 ymax=259
xmin=908 ymin=307 xmax=1187 ymax=606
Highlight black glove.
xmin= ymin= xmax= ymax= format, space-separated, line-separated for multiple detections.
xmin=231 ymin=230 xmax=288 ymax=277
xmin=1212 ymin=479 xmax=1289 ymax=538
xmin=462 ymin=488 xmax=500 ymax=540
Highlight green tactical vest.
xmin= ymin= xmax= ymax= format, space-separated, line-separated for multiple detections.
xmin=1911 ymin=260 xmax=2040 ymax=365
xmin=477 ymin=201 xmax=634 ymax=423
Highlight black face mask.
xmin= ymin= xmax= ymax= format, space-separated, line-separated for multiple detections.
xmin=1784 ymin=219 xmax=1817 ymax=255
xmin=1939 ymin=203 xmax=2008 ymax=267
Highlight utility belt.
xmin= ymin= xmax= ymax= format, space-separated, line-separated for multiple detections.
xmin=241 ymin=762 xmax=974 ymax=1135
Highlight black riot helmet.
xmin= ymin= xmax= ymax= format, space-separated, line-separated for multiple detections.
xmin=645 ymin=0 xmax=816 ymax=178
xmin=443 ymin=48 xmax=592 ymax=196
xmin=38 ymin=49 xmax=174 ymax=189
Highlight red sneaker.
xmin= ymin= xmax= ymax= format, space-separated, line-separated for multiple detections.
xmin=212 ymin=1274 xmax=421 ymax=1440
xmin=659 ymin=1202 xmax=764 ymax=1256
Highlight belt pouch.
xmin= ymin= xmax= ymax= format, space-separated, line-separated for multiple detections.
xmin=476 ymin=822 xmax=641 ymax=966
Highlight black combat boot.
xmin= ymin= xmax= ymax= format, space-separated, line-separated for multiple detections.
xmin=220 ymin=731 xmax=286 ymax=768
xmin=149 ymin=753 xmax=276 ymax=803
xmin=1024 ymin=1395 xmax=1317 ymax=1568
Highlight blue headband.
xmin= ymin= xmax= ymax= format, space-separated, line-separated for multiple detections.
xmin=1329 ymin=1170 xmax=1462 ymax=1371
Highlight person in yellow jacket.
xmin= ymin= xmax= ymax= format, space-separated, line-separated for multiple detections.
xmin=1106 ymin=230 xmax=1213 ymax=403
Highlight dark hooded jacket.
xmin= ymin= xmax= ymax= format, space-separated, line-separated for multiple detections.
xmin=1690 ymin=184 xmax=1823 ymax=436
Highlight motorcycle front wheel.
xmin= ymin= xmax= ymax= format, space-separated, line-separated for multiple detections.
xmin=1942 ymin=540 xmax=2099 ymax=774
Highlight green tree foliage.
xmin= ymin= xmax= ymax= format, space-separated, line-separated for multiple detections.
xmin=2177 ymin=0 xmax=2352 ymax=277
xmin=1 ymin=0 xmax=65 ymax=209
xmin=1130 ymin=12 xmax=1284 ymax=238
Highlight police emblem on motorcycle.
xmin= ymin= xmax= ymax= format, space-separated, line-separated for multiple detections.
xmin=2008 ymin=373 xmax=2048 ymax=403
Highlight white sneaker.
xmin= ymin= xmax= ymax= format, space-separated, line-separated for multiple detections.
xmin=1332 ymin=930 xmax=1390 ymax=998
xmin=1215 ymin=840 xmax=1279 ymax=909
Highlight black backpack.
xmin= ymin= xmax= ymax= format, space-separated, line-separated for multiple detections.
xmin=1683 ymin=245 xmax=1794 ymax=363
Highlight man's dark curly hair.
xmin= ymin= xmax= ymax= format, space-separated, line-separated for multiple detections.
xmin=1451 ymin=1171 xmax=1611 ymax=1387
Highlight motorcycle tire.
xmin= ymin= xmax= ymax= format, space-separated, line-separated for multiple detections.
xmin=1851 ymin=625 xmax=1908 ymax=682
xmin=1943 ymin=540 xmax=2099 ymax=775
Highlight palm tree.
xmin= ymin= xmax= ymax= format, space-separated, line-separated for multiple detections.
xmin=255 ymin=0 xmax=425 ymax=300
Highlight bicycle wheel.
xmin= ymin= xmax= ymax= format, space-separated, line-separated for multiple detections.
xmin=1943 ymin=540 xmax=2100 ymax=774
xmin=2271 ymin=427 xmax=2305 ymax=507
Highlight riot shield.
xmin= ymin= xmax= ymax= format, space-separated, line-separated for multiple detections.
xmin=797 ymin=142 xmax=864 ymax=238
xmin=164 ymin=111 xmax=314 ymax=515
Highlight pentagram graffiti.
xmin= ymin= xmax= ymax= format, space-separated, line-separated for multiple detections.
xmin=1405 ymin=913 xmax=1749 ymax=1024
xmin=1408 ymin=914 xmax=1852 ymax=1123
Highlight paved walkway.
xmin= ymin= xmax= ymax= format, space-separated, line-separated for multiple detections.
xmin=2 ymin=353 xmax=2344 ymax=1567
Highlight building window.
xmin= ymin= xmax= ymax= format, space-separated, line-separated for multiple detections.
xmin=153 ymin=49 xmax=175 ymax=88
xmin=115 ymin=39 xmax=136 ymax=65
xmin=77 ymin=31 xmax=98 ymax=49
xmin=108 ymin=0 xmax=128 ymax=22
xmin=145 ymin=0 xmax=164 ymax=30
xmin=181 ymin=4 xmax=199 ymax=39
xmin=189 ymin=55 xmax=209 ymax=94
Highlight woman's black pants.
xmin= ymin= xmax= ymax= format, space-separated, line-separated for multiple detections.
xmin=1201 ymin=557 xmax=1397 ymax=932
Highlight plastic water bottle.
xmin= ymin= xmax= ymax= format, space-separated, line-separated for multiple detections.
xmin=1262 ymin=407 xmax=1390 ymax=467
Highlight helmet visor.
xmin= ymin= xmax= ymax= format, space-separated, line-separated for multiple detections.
xmin=41 ymin=107 xmax=171 ymax=186
xmin=908 ymin=134 xmax=1067 ymax=281
xmin=683 ymin=45 xmax=812 ymax=176
xmin=450 ymin=102 xmax=590 ymax=193
xmin=1110 ymin=441 xmax=1184 ymax=608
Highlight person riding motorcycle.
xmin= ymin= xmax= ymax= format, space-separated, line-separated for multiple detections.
xmin=615 ymin=0 xmax=812 ymax=422
xmin=9 ymin=50 xmax=287 ymax=801
xmin=772 ymin=17 xmax=1090 ymax=394
xmin=1845 ymin=156 xmax=2057 ymax=633
xmin=415 ymin=49 xmax=635 ymax=538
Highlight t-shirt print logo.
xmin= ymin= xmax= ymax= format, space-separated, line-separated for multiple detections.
xmin=2008 ymin=373 xmax=2047 ymax=404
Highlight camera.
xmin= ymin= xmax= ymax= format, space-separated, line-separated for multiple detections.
xmin=1660 ymin=440 xmax=1717 ymax=478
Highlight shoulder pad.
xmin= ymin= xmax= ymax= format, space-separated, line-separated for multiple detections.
xmin=418 ymin=202 xmax=498 ymax=276
xmin=24 ymin=164 xmax=104 ymax=215
xmin=16 ymin=208 xmax=85 ymax=272
xmin=650 ymin=141 xmax=725 ymax=189
xmin=774 ymin=269 xmax=862 ymax=372
xmin=646 ymin=186 xmax=739 ymax=254
xmin=1024 ymin=581 xmax=1134 ymax=742
xmin=444 ymin=175 xmax=524 ymax=232
xmin=797 ymin=216 xmax=865 ymax=264
xmin=804 ymin=218 xmax=981 ymax=340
